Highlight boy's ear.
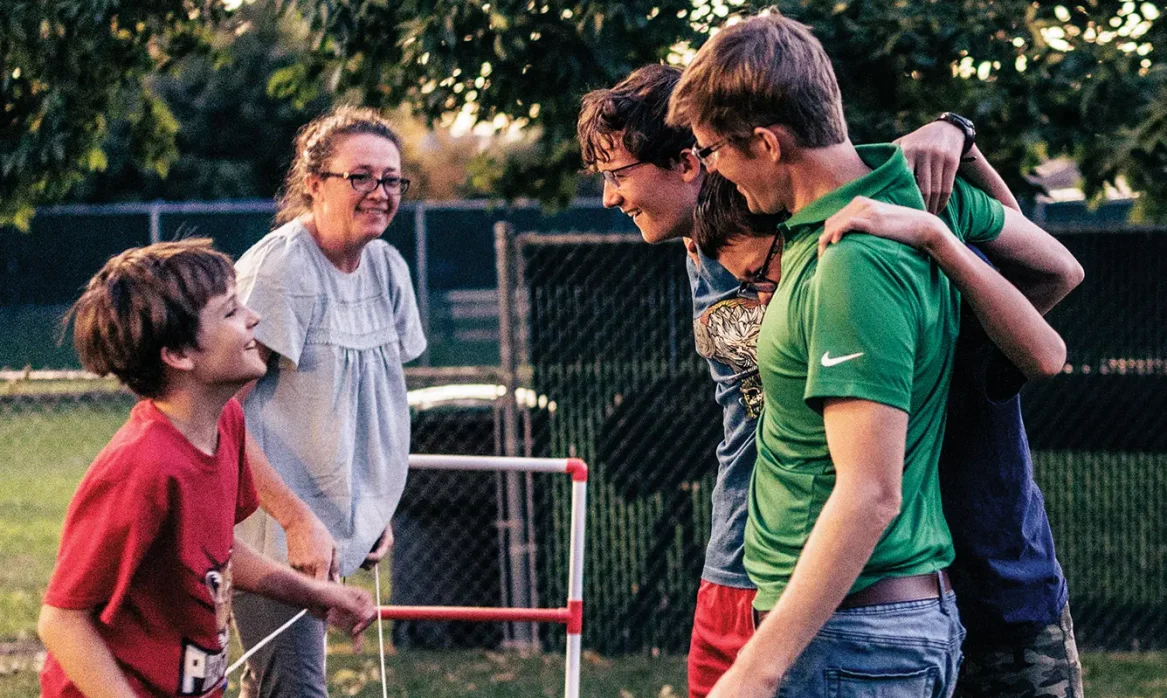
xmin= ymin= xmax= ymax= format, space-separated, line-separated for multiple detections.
xmin=160 ymin=345 xmax=195 ymax=373
xmin=678 ymin=149 xmax=702 ymax=184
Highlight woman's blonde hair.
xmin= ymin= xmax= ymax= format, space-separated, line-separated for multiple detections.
xmin=276 ymin=105 xmax=402 ymax=224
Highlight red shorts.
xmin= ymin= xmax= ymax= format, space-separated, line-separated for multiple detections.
xmin=688 ymin=579 xmax=757 ymax=698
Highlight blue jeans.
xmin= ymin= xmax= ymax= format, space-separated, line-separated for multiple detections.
xmin=775 ymin=589 xmax=965 ymax=698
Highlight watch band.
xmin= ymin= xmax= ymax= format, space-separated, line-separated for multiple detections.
xmin=936 ymin=112 xmax=976 ymax=157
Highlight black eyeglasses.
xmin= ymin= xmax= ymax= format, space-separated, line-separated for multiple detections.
xmin=320 ymin=171 xmax=411 ymax=195
xmin=598 ymin=161 xmax=652 ymax=189
xmin=693 ymin=139 xmax=731 ymax=168
xmin=739 ymin=232 xmax=784 ymax=296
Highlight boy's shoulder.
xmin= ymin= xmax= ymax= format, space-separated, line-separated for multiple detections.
xmin=938 ymin=176 xmax=1006 ymax=243
xmin=71 ymin=403 xmax=181 ymax=516
xmin=91 ymin=402 xmax=183 ymax=475
xmin=94 ymin=399 xmax=241 ymax=483
xmin=812 ymin=230 xmax=922 ymax=285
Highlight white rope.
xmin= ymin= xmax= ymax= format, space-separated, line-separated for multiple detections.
xmin=373 ymin=563 xmax=389 ymax=698
xmin=227 ymin=609 xmax=309 ymax=677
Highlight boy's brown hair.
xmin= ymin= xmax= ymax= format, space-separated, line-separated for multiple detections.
xmin=67 ymin=238 xmax=235 ymax=398
xmin=577 ymin=64 xmax=696 ymax=169
xmin=666 ymin=11 xmax=847 ymax=148
xmin=693 ymin=173 xmax=787 ymax=258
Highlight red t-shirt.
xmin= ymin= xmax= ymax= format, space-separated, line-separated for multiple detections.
xmin=41 ymin=398 xmax=259 ymax=698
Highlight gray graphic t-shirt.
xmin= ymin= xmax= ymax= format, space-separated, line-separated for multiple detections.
xmin=688 ymin=247 xmax=764 ymax=588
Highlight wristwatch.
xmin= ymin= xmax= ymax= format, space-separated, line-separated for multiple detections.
xmin=936 ymin=112 xmax=976 ymax=157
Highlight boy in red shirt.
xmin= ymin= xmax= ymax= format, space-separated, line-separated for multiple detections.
xmin=38 ymin=239 xmax=376 ymax=698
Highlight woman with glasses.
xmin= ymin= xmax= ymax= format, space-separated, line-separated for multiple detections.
xmin=231 ymin=105 xmax=426 ymax=697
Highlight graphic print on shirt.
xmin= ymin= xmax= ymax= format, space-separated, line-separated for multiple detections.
xmin=694 ymin=297 xmax=766 ymax=418
xmin=178 ymin=557 xmax=232 ymax=696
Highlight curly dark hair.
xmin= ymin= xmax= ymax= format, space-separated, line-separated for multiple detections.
xmin=577 ymin=64 xmax=696 ymax=169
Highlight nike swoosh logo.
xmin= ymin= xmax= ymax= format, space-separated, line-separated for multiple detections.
xmin=821 ymin=351 xmax=865 ymax=367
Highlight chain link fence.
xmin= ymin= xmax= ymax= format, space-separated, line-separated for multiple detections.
xmin=0 ymin=199 xmax=636 ymax=370
xmin=2 ymin=214 xmax=1165 ymax=660
xmin=507 ymin=226 xmax=1167 ymax=654
xmin=391 ymin=369 xmax=560 ymax=652
xmin=0 ymin=368 xmax=563 ymax=654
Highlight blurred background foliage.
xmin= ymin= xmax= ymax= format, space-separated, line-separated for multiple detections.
xmin=4 ymin=0 xmax=1167 ymax=226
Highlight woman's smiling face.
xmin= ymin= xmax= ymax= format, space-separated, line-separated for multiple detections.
xmin=308 ymin=132 xmax=404 ymax=249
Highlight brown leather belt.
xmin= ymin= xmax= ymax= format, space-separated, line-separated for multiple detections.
xmin=753 ymin=570 xmax=951 ymax=626
xmin=838 ymin=569 xmax=951 ymax=609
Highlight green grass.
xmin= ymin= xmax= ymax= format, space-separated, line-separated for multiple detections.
xmin=1082 ymin=652 xmax=1167 ymax=698
xmin=0 ymin=647 xmax=689 ymax=698
xmin=4 ymin=647 xmax=1166 ymax=698
xmin=271 ymin=647 xmax=686 ymax=698
xmin=2 ymin=401 xmax=1166 ymax=697
xmin=0 ymin=401 xmax=129 ymax=639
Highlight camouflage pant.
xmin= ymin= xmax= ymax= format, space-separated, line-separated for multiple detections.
xmin=954 ymin=603 xmax=1084 ymax=698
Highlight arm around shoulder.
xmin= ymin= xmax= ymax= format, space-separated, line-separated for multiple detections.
xmin=981 ymin=207 xmax=1085 ymax=314
xmin=819 ymin=198 xmax=1067 ymax=380
xmin=926 ymin=230 xmax=1068 ymax=380
xmin=948 ymin=144 xmax=1083 ymax=313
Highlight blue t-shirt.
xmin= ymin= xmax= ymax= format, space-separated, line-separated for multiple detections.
xmin=941 ymin=248 xmax=1068 ymax=639
xmin=688 ymin=248 xmax=765 ymax=589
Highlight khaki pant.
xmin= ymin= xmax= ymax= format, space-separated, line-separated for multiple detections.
xmin=233 ymin=591 xmax=328 ymax=698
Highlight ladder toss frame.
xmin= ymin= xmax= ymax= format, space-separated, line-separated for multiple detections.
xmin=379 ymin=454 xmax=588 ymax=698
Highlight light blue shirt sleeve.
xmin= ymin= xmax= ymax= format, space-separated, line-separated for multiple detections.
xmin=235 ymin=232 xmax=317 ymax=368
xmin=383 ymin=245 xmax=427 ymax=362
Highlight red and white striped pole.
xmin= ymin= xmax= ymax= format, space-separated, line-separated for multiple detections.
xmin=563 ymin=457 xmax=587 ymax=698
xmin=379 ymin=455 xmax=589 ymax=698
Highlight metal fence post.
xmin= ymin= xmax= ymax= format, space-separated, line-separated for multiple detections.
xmin=413 ymin=202 xmax=431 ymax=366
xmin=495 ymin=221 xmax=535 ymax=648
xmin=515 ymin=233 xmax=541 ymax=639
xmin=148 ymin=202 xmax=161 ymax=244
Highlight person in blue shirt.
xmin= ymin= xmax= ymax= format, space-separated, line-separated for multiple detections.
xmin=941 ymin=247 xmax=1082 ymax=698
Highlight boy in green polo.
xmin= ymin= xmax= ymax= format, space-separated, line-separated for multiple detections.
xmin=667 ymin=11 xmax=1081 ymax=698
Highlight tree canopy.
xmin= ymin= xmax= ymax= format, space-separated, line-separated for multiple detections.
xmin=0 ymin=0 xmax=224 ymax=227
xmin=4 ymin=0 xmax=1167 ymax=225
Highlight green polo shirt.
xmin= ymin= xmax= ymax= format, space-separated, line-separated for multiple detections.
xmin=746 ymin=144 xmax=1005 ymax=611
